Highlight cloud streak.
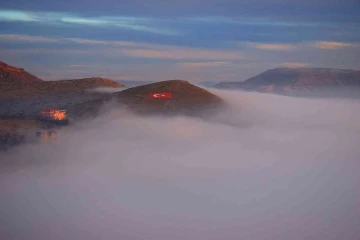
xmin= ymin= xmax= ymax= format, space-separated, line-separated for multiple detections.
xmin=279 ymin=62 xmax=311 ymax=68
xmin=0 ymin=10 xmax=180 ymax=35
xmin=312 ymin=41 xmax=358 ymax=49
xmin=0 ymin=34 xmax=60 ymax=43
xmin=177 ymin=62 xmax=230 ymax=67
xmin=250 ymin=43 xmax=297 ymax=51
xmin=119 ymin=49 xmax=244 ymax=60
xmin=0 ymin=35 xmax=246 ymax=61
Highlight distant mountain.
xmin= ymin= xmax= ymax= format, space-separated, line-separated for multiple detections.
xmin=117 ymin=80 xmax=154 ymax=88
xmin=215 ymin=68 xmax=360 ymax=97
xmin=0 ymin=61 xmax=125 ymax=99
xmin=198 ymin=81 xmax=219 ymax=88
xmin=66 ymin=80 xmax=224 ymax=119
xmin=0 ymin=61 xmax=43 ymax=85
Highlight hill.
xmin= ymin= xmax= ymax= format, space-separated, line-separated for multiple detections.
xmin=215 ymin=68 xmax=360 ymax=97
xmin=0 ymin=61 xmax=43 ymax=85
xmin=66 ymin=80 xmax=225 ymax=119
xmin=0 ymin=77 xmax=125 ymax=99
xmin=0 ymin=60 xmax=125 ymax=99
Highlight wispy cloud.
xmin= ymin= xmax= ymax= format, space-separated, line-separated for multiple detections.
xmin=119 ymin=49 xmax=244 ymax=60
xmin=60 ymin=16 xmax=179 ymax=35
xmin=279 ymin=62 xmax=311 ymax=68
xmin=185 ymin=16 xmax=324 ymax=27
xmin=312 ymin=41 xmax=357 ymax=49
xmin=0 ymin=10 xmax=36 ymax=22
xmin=62 ymin=37 xmax=246 ymax=60
xmin=0 ymin=34 xmax=246 ymax=61
xmin=251 ymin=43 xmax=297 ymax=51
xmin=0 ymin=34 xmax=60 ymax=43
xmin=63 ymin=38 xmax=156 ymax=48
xmin=177 ymin=62 xmax=229 ymax=67
xmin=0 ymin=10 xmax=180 ymax=35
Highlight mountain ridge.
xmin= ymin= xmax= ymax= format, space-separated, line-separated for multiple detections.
xmin=215 ymin=67 xmax=360 ymax=97
xmin=0 ymin=61 xmax=125 ymax=99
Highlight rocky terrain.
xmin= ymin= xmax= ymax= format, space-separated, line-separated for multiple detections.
xmin=215 ymin=68 xmax=360 ymax=98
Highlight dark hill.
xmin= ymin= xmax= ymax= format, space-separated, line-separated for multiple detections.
xmin=215 ymin=68 xmax=360 ymax=97
xmin=66 ymin=80 xmax=225 ymax=119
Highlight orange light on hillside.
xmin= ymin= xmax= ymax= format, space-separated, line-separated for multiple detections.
xmin=51 ymin=111 xmax=66 ymax=120
xmin=39 ymin=108 xmax=67 ymax=121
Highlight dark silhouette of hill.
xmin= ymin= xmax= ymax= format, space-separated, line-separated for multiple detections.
xmin=215 ymin=68 xmax=360 ymax=98
xmin=66 ymin=80 xmax=225 ymax=119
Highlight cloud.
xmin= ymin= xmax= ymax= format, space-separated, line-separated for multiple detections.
xmin=63 ymin=37 xmax=158 ymax=48
xmin=119 ymin=48 xmax=245 ymax=60
xmin=186 ymin=16 xmax=323 ymax=27
xmin=0 ymin=34 xmax=245 ymax=61
xmin=0 ymin=10 xmax=36 ymax=22
xmin=312 ymin=41 xmax=357 ymax=49
xmin=0 ymin=34 xmax=246 ymax=60
xmin=60 ymin=16 xmax=180 ymax=35
xmin=0 ymin=34 xmax=60 ymax=43
xmin=279 ymin=62 xmax=311 ymax=68
xmin=0 ymin=10 xmax=180 ymax=35
xmin=176 ymin=62 xmax=230 ymax=67
xmin=1 ymin=0 xmax=357 ymax=22
xmin=1 ymin=89 xmax=360 ymax=239
xmin=252 ymin=43 xmax=297 ymax=51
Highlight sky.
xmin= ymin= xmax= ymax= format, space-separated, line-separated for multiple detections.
xmin=0 ymin=0 xmax=360 ymax=82
xmin=1 ymin=89 xmax=360 ymax=239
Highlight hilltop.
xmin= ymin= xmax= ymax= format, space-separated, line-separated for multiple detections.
xmin=66 ymin=80 xmax=225 ymax=118
xmin=215 ymin=67 xmax=360 ymax=97
xmin=0 ymin=61 xmax=43 ymax=85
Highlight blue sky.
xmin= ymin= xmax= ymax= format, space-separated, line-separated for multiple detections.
xmin=0 ymin=0 xmax=359 ymax=82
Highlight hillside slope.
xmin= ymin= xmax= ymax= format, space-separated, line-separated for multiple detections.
xmin=0 ymin=60 xmax=125 ymax=99
xmin=0 ymin=61 xmax=43 ymax=85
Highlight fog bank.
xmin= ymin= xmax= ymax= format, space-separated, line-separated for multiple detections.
xmin=1 ymin=89 xmax=359 ymax=240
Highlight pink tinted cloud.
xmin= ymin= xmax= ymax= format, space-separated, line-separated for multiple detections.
xmin=312 ymin=41 xmax=357 ymax=49
xmin=253 ymin=43 xmax=296 ymax=51
xmin=279 ymin=62 xmax=311 ymax=68
xmin=120 ymin=48 xmax=245 ymax=60
xmin=176 ymin=62 xmax=229 ymax=67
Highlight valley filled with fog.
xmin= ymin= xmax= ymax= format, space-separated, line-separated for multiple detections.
xmin=1 ymin=89 xmax=359 ymax=240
